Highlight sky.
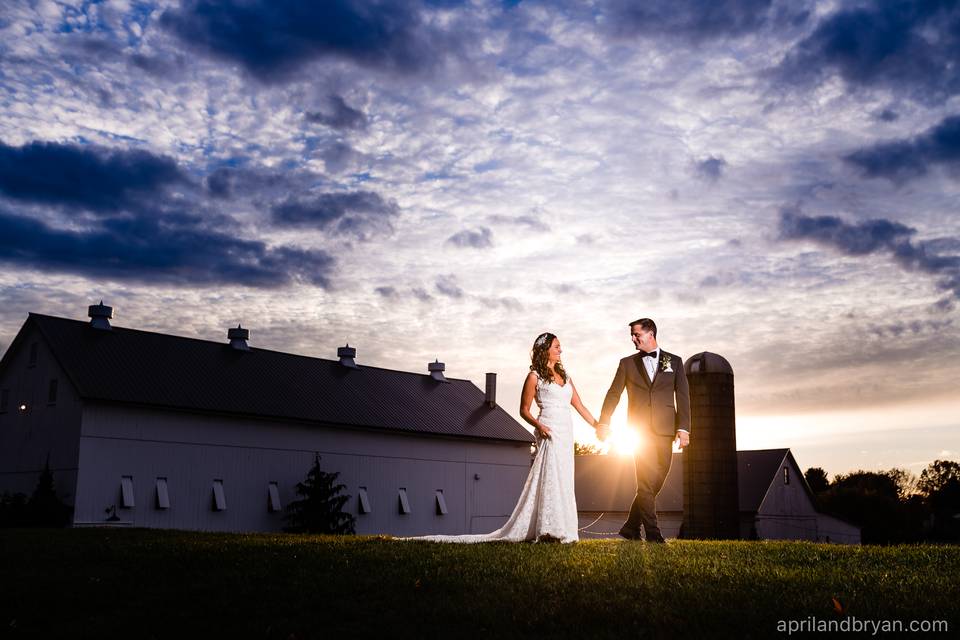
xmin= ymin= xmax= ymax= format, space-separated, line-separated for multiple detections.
xmin=1 ymin=0 xmax=958 ymax=479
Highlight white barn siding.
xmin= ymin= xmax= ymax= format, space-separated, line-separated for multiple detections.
xmin=466 ymin=461 xmax=530 ymax=533
xmin=816 ymin=513 xmax=861 ymax=544
xmin=0 ymin=325 xmax=83 ymax=502
xmin=73 ymin=404 xmax=531 ymax=534
xmin=750 ymin=455 xmax=820 ymax=541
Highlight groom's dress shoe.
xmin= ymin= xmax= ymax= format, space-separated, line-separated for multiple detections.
xmin=646 ymin=534 xmax=667 ymax=544
xmin=618 ymin=527 xmax=642 ymax=540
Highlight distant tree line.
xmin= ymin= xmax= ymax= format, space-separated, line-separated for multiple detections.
xmin=805 ymin=460 xmax=960 ymax=544
xmin=574 ymin=442 xmax=603 ymax=455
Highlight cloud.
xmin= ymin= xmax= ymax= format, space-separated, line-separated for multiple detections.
xmin=869 ymin=318 xmax=954 ymax=340
xmin=874 ymin=108 xmax=899 ymax=123
xmin=778 ymin=206 xmax=960 ymax=303
xmin=129 ymin=52 xmax=189 ymax=79
xmin=204 ymin=166 xmax=320 ymax=200
xmin=206 ymin=170 xmax=236 ymax=199
xmin=0 ymin=208 xmax=334 ymax=288
xmin=411 ymin=287 xmax=433 ymax=302
xmin=773 ymin=1 xmax=960 ymax=104
xmin=487 ymin=213 xmax=550 ymax=232
xmin=698 ymin=270 xmax=758 ymax=290
xmin=694 ymin=155 xmax=727 ymax=182
xmin=271 ymin=191 xmax=399 ymax=240
xmin=602 ymin=0 xmax=804 ymax=41
xmin=0 ymin=141 xmax=185 ymax=212
xmin=160 ymin=0 xmax=470 ymax=82
xmin=305 ymin=95 xmax=367 ymax=130
xmin=446 ymin=226 xmax=493 ymax=249
xmin=479 ymin=296 xmax=523 ymax=311
xmin=434 ymin=274 xmax=463 ymax=298
xmin=0 ymin=141 xmax=339 ymax=288
xmin=843 ymin=115 xmax=960 ymax=183
xmin=374 ymin=286 xmax=400 ymax=299
xmin=550 ymin=283 xmax=586 ymax=295
xmin=778 ymin=206 xmax=915 ymax=255
xmin=373 ymin=285 xmax=433 ymax=301
xmin=319 ymin=142 xmax=360 ymax=174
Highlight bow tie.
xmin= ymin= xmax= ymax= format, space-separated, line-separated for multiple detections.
xmin=639 ymin=350 xmax=658 ymax=359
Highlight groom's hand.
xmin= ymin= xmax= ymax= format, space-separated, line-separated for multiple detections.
xmin=595 ymin=422 xmax=610 ymax=442
xmin=675 ymin=430 xmax=690 ymax=449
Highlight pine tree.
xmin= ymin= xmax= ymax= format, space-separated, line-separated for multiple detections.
xmin=284 ymin=454 xmax=356 ymax=534
xmin=27 ymin=458 xmax=72 ymax=527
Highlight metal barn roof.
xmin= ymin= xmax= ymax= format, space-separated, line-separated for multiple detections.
xmin=8 ymin=314 xmax=534 ymax=444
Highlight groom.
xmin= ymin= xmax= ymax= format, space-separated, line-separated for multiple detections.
xmin=597 ymin=318 xmax=690 ymax=542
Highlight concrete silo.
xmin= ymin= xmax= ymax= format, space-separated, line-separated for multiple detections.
xmin=681 ymin=352 xmax=740 ymax=539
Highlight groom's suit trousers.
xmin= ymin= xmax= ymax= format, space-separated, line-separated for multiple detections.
xmin=626 ymin=433 xmax=675 ymax=537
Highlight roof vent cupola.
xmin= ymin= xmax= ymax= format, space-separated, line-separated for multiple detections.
xmin=228 ymin=324 xmax=250 ymax=351
xmin=88 ymin=300 xmax=113 ymax=330
xmin=428 ymin=359 xmax=447 ymax=382
xmin=338 ymin=344 xmax=358 ymax=368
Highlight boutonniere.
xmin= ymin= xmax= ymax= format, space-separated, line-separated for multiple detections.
xmin=660 ymin=354 xmax=673 ymax=373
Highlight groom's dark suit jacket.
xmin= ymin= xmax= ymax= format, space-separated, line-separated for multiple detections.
xmin=599 ymin=350 xmax=691 ymax=436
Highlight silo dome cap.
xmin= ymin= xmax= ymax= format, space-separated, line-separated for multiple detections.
xmin=684 ymin=352 xmax=733 ymax=375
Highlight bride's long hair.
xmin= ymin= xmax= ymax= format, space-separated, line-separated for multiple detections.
xmin=530 ymin=332 xmax=567 ymax=384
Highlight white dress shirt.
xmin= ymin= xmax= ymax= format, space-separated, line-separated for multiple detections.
xmin=640 ymin=348 xmax=659 ymax=382
xmin=643 ymin=347 xmax=689 ymax=434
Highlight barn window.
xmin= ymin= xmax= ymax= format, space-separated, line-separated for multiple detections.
xmin=120 ymin=476 xmax=135 ymax=508
xmin=28 ymin=342 xmax=38 ymax=367
xmin=155 ymin=478 xmax=170 ymax=509
xmin=212 ymin=479 xmax=227 ymax=511
xmin=783 ymin=467 xmax=790 ymax=485
xmin=435 ymin=490 xmax=448 ymax=516
xmin=47 ymin=379 xmax=58 ymax=405
xmin=398 ymin=488 xmax=411 ymax=514
xmin=268 ymin=482 xmax=282 ymax=512
xmin=358 ymin=487 xmax=371 ymax=514
xmin=0 ymin=389 xmax=8 ymax=413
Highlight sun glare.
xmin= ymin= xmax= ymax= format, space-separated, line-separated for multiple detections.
xmin=607 ymin=427 xmax=640 ymax=456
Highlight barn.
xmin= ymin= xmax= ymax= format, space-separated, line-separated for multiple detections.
xmin=0 ymin=304 xmax=535 ymax=535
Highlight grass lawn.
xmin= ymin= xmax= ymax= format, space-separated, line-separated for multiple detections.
xmin=1 ymin=529 xmax=958 ymax=639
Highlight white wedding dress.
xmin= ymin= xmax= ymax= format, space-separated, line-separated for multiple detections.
xmin=408 ymin=375 xmax=579 ymax=543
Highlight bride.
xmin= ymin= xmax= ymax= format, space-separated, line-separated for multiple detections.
xmin=407 ymin=332 xmax=601 ymax=543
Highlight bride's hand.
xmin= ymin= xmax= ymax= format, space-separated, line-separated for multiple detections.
xmin=536 ymin=423 xmax=552 ymax=439
xmin=594 ymin=422 xmax=610 ymax=442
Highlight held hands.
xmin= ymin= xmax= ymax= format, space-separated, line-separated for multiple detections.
xmin=594 ymin=421 xmax=610 ymax=442
xmin=675 ymin=430 xmax=690 ymax=449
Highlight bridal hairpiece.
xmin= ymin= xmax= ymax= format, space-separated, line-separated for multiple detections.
xmin=534 ymin=333 xmax=551 ymax=348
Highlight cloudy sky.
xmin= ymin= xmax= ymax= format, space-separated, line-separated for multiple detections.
xmin=1 ymin=0 xmax=958 ymax=477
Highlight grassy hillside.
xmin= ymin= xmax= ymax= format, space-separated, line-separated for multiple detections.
xmin=1 ymin=529 xmax=957 ymax=639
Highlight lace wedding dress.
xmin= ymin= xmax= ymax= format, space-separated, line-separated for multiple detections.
xmin=407 ymin=375 xmax=579 ymax=543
